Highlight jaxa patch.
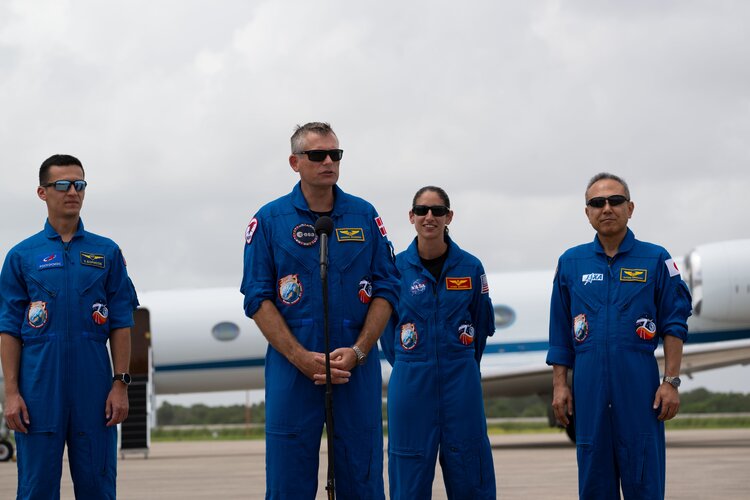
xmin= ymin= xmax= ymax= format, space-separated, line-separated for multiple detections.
xmin=635 ymin=316 xmax=657 ymax=340
xmin=336 ymin=228 xmax=364 ymax=242
xmin=400 ymin=323 xmax=418 ymax=350
xmin=458 ymin=322 xmax=475 ymax=346
xmin=37 ymin=253 xmax=63 ymax=270
xmin=28 ymin=301 xmax=48 ymax=328
xmin=620 ymin=268 xmax=647 ymax=282
xmin=581 ymin=273 xmax=604 ymax=285
xmin=92 ymin=301 xmax=109 ymax=325
xmin=573 ymin=313 xmax=588 ymax=342
xmin=358 ymin=277 xmax=373 ymax=304
xmin=292 ymin=223 xmax=318 ymax=247
xmin=446 ymin=277 xmax=472 ymax=291
xmin=374 ymin=216 xmax=387 ymax=237
xmin=278 ymin=274 xmax=303 ymax=305
xmin=665 ymin=258 xmax=681 ymax=278
xmin=245 ymin=218 xmax=258 ymax=245
xmin=410 ymin=278 xmax=427 ymax=295
xmin=80 ymin=252 xmax=105 ymax=269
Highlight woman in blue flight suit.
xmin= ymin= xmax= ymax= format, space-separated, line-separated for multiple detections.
xmin=381 ymin=186 xmax=496 ymax=499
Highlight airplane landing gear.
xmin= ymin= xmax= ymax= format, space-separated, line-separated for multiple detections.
xmin=0 ymin=439 xmax=13 ymax=462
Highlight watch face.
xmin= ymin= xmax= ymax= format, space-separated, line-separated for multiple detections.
xmin=123 ymin=373 xmax=132 ymax=384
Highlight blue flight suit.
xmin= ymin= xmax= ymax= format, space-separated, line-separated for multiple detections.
xmin=0 ymin=220 xmax=138 ymax=500
xmin=381 ymin=237 xmax=496 ymax=499
xmin=241 ymin=182 xmax=399 ymax=499
xmin=546 ymin=229 xmax=691 ymax=499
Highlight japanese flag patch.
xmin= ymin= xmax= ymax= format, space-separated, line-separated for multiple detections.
xmin=665 ymin=258 xmax=680 ymax=278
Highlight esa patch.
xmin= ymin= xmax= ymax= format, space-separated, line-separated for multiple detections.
xmin=278 ymin=274 xmax=303 ymax=305
xmin=374 ymin=216 xmax=387 ymax=237
xmin=80 ymin=252 xmax=105 ymax=269
xmin=336 ymin=228 xmax=364 ymax=242
xmin=92 ymin=301 xmax=109 ymax=325
xmin=573 ymin=313 xmax=588 ymax=342
xmin=358 ymin=277 xmax=373 ymax=304
xmin=665 ymin=258 xmax=681 ymax=278
xmin=37 ymin=253 xmax=63 ymax=270
xmin=292 ymin=223 xmax=318 ymax=246
xmin=635 ymin=316 xmax=657 ymax=340
xmin=400 ymin=323 xmax=418 ymax=350
xmin=410 ymin=278 xmax=427 ymax=295
xmin=28 ymin=301 xmax=48 ymax=328
xmin=480 ymin=274 xmax=489 ymax=294
xmin=245 ymin=218 xmax=258 ymax=245
xmin=581 ymin=273 xmax=604 ymax=285
xmin=620 ymin=268 xmax=647 ymax=282
xmin=446 ymin=277 xmax=472 ymax=291
xmin=458 ymin=322 xmax=475 ymax=346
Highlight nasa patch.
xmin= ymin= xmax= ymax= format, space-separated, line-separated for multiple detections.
xmin=292 ymin=223 xmax=318 ymax=246
xmin=400 ymin=323 xmax=418 ymax=350
xmin=245 ymin=218 xmax=258 ymax=245
xmin=410 ymin=278 xmax=427 ymax=295
xmin=92 ymin=301 xmax=109 ymax=325
xmin=635 ymin=316 xmax=657 ymax=340
xmin=573 ymin=313 xmax=588 ymax=342
xmin=278 ymin=274 xmax=303 ymax=305
xmin=458 ymin=322 xmax=475 ymax=346
xmin=37 ymin=253 xmax=63 ymax=270
xmin=358 ymin=277 xmax=373 ymax=304
xmin=28 ymin=301 xmax=48 ymax=328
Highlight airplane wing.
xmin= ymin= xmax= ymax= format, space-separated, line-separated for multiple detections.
xmin=479 ymin=338 xmax=750 ymax=399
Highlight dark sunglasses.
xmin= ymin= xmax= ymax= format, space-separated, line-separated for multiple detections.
xmin=412 ymin=205 xmax=450 ymax=217
xmin=297 ymin=149 xmax=344 ymax=162
xmin=586 ymin=195 xmax=628 ymax=208
xmin=42 ymin=180 xmax=88 ymax=192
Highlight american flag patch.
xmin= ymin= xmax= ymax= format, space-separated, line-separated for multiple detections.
xmin=374 ymin=216 xmax=387 ymax=237
xmin=480 ymin=274 xmax=489 ymax=294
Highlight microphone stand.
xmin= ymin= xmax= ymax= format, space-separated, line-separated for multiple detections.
xmin=319 ymin=229 xmax=336 ymax=500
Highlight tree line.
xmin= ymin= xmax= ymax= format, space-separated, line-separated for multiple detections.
xmin=157 ymin=388 xmax=750 ymax=426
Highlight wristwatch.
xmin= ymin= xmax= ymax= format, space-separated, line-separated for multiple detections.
xmin=113 ymin=373 xmax=132 ymax=386
xmin=352 ymin=345 xmax=367 ymax=366
xmin=663 ymin=376 xmax=681 ymax=389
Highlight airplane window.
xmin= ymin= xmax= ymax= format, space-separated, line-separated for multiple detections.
xmin=494 ymin=304 xmax=516 ymax=328
xmin=211 ymin=321 xmax=240 ymax=341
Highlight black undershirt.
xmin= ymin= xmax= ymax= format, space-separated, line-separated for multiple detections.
xmin=420 ymin=247 xmax=449 ymax=282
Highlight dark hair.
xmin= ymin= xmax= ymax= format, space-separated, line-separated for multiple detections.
xmin=290 ymin=122 xmax=337 ymax=153
xmin=39 ymin=154 xmax=85 ymax=185
xmin=585 ymin=172 xmax=630 ymax=200
xmin=412 ymin=185 xmax=450 ymax=208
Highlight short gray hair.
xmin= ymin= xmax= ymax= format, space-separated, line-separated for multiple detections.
xmin=290 ymin=122 xmax=336 ymax=153
xmin=585 ymin=172 xmax=630 ymax=200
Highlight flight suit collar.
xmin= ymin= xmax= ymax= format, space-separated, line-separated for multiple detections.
xmin=43 ymin=218 xmax=85 ymax=241
xmin=289 ymin=181 xmax=347 ymax=216
xmin=592 ymin=227 xmax=635 ymax=256
xmin=404 ymin=235 xmax=463 ymax=279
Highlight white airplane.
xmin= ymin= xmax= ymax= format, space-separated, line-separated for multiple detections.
xmin=1 ymin=238 xmax=750 ymax=459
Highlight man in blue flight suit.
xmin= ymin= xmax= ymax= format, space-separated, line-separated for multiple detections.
xmin=547 ymin=173 xmax=692 ymax=499
xmin=241 ymin=122 xmax=400 ymax=499
xmin=0 ymin=154 xmax=138 ymax=499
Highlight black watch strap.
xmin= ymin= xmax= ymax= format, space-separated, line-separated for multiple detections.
xmin=113 ymin=373 xmax=132 ymax=385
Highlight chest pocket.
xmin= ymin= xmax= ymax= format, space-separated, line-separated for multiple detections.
xmin=78 ymin=269 xmax=109 ymax=336
xmin=22 ymin=273 xmax=58 ymax=340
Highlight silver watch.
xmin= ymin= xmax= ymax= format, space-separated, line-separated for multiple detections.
xmin=663 ymin=376 xmax=681 ymax=389
xmin=352 ymin=345 xmax=367 ymax=366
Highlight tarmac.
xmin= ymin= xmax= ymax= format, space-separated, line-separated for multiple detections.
xmin=0 ymin=428 xmax=748 ymax=499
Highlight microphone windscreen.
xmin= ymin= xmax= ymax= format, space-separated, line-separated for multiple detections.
xmin=315 ymin=216 xmax=334 ymax=236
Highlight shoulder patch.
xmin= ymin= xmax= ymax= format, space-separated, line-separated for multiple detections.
xmin=620 ymin=268 xmax=647 ymax=282
xmin=665 ymin=258 xmax=681 ymax=277
xmin=336 ymin=228 xmax=364 ymax=242
xmin=80 ymin=252 xmax=105 ymax=269
xmin=446 ymin=277 xmax=472 ymax=290
xmin=245 ymin=218 xmax=258 ymax=245
xmin=480 ymin=274 xmax=489 ymax=294
xmin=374 ymin=216 xmax=387 ymax=237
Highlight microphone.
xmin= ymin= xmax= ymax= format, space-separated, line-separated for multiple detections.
xmin=315 ymin=216 xmax=334 ymax=280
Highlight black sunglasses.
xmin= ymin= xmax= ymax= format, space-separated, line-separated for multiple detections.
xmin=412 ymin=205 xmax=450 ymax=217
xmin=586 ymin=195 xmax=628 ymax=208
xmin=296 ymin=149 xmax=344 ymax=162
xmin=42 ymin=180 xmax=88 ymax=192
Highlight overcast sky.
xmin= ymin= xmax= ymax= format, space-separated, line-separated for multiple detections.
xmin=2 ymin=1 xmax=749 ymax=401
